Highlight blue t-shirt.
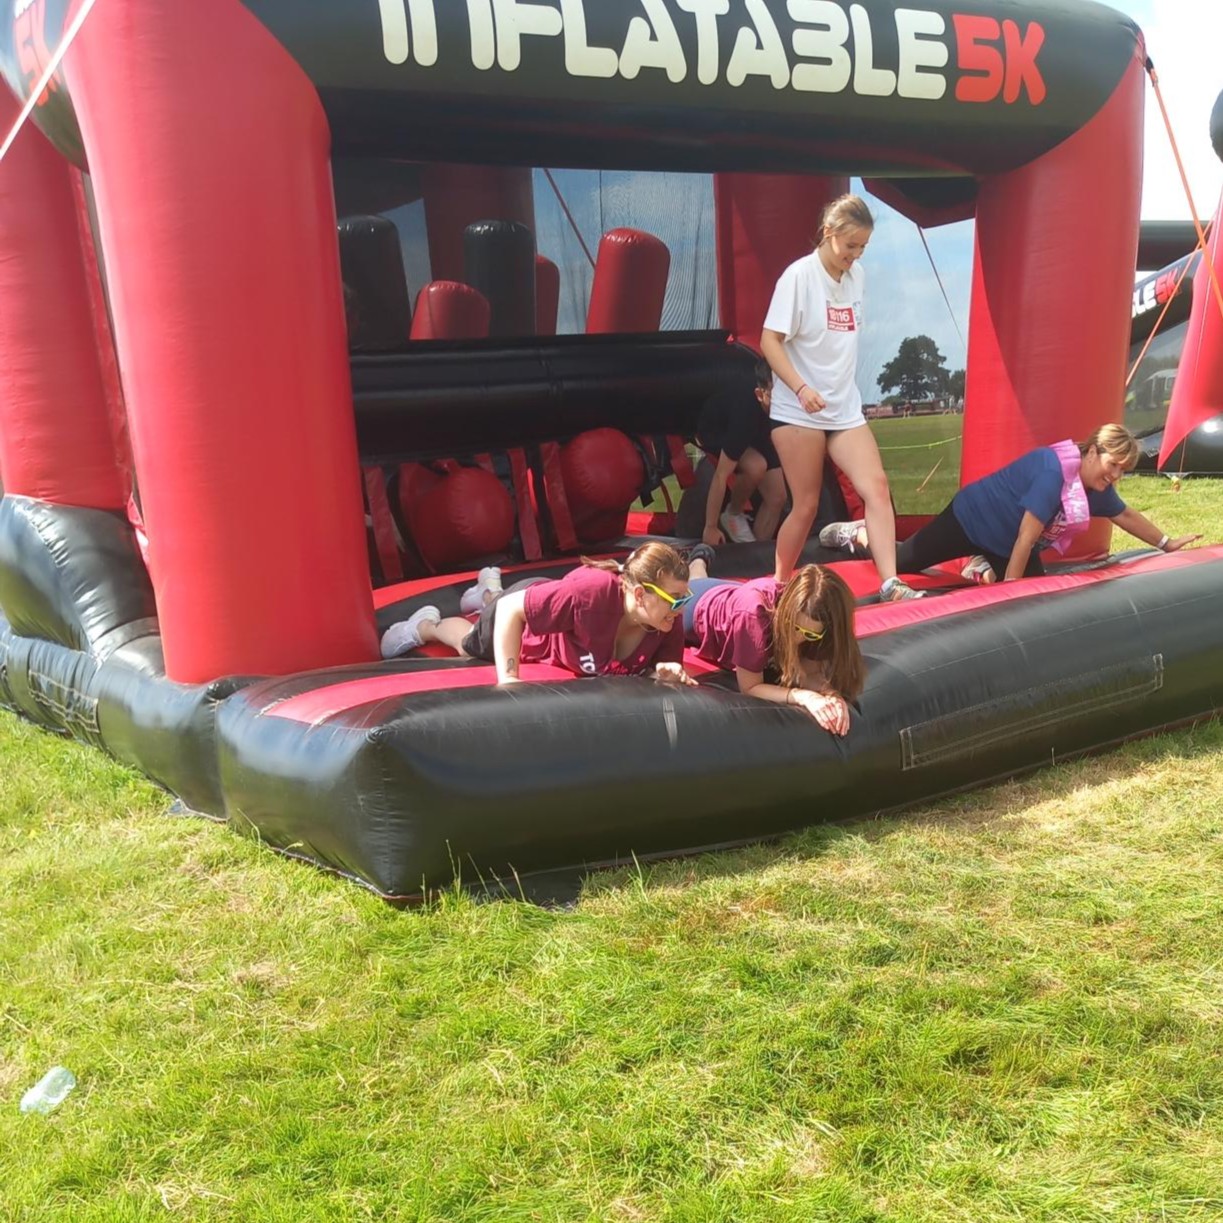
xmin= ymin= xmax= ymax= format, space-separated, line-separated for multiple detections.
xmin=952 ymin=447 xmax=1126 ymax=557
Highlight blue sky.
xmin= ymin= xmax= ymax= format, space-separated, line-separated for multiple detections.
xmin=1119 ymin=0 xmax=1223 ymax=220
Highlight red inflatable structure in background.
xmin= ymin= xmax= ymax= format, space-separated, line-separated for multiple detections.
xmin=1161 ymin=188 xmax=1223 ymax=467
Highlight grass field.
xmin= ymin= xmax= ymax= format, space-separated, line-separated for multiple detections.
xmin=1 ymin=477 xmax=1221 ymax=1221
xmin=661 ymin=416 xmax=964 ymax=518
xmin=868 ymin=415 xmax=962 ymax=515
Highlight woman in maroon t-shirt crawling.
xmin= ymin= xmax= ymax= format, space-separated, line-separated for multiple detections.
xmin=381 ymin=542 xmax=698 ymax=687
xmin=683 ymin=558 xmax=863 ymax=734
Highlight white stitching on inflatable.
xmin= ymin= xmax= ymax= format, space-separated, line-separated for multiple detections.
xmin=901 ymin=654 xmax=1164 ymax=771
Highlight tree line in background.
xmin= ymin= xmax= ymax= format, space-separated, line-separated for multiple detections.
xmin=876 ymin=335 xmax=965 ymax=407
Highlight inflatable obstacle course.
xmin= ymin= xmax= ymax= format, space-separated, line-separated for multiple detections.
xmin=0 ymin=1 xmax=1218 ymax=895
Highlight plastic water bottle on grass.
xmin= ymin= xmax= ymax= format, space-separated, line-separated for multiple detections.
xmin=20 ymin=1067 xmax=76 ymax=1114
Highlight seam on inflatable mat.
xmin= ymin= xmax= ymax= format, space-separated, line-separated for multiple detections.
xmin=27 ymin=667 xmax=101 ymax=735
xmin=900 ymin=654 xmax=1164 ymax=771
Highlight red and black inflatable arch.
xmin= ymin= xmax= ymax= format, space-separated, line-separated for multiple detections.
xmin=0 ymin=0 xmax=1146 ymax=683
xmin=0 ymin=2 xmax=1217 ymax=896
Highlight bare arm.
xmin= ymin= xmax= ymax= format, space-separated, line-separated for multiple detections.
xmin=702 ymin=452 xmax=737 ymax=545
xmin=1004 ymin=511 xmax=1046 ymax=582
xmin=1110 ymin=506 xmax=1201 ymax=552
xmin=491 ymin=590 xmax=529 ymax=684
xmin=760 ymin=328 xmax=825 ymax=413
xmin=734 ymin=666 xmax=850 ymax=735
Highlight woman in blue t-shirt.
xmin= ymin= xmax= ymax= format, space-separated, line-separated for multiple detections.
xmin=820 ymin=425 xmax=1200 ymax=583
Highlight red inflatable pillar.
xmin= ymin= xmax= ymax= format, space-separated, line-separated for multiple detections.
xmin=586 ymin=229 xmax=670 ymax=333
xmin=1160 ymin=189 xmax=1223 ymax=466
xmin=410 ymin=282 xmax=491 ymax=340
xmin=536 ymin=254 xmax=560 ymax=336
xmin=0 ymin=89 xmax=125 ymax=510
xmin=65 ymin=0 xmax=378 ymax=681
xmin=422 ymin=165 xmax=535 ymax=283
xmin=714 ymin=174 xmax=849 ymax=348
xmin=963 ymin=54 xmax=1144 ymax=559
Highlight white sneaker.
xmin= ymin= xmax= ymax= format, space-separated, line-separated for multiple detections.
xmin=960 ymin=555 xmax=997 ymax=585
xmin=460 ymin=566 xmax=503 ymax=614
xmin=719 ymin=510 xmax=755 ymax=544
xmin=380 ymin=605 xmax=441 ymax=659
xmin=879 ymin=578 xmax=925 ymax=602
xmin=819 ymin=519 xmax=866 ymax=552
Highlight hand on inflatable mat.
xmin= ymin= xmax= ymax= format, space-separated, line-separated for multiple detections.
xmin=792 ymin=689 xmax=851 ymax=736
xmin=654 ymin=662 xmax=698 ymax=687
xmin=1165 ymin=534 xmax=1203 ymax=552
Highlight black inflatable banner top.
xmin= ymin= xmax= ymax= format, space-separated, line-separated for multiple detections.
xmin=2 ymin=0 xmax=1141 ymax=176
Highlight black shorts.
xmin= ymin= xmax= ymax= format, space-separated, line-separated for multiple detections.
xmin=459 ymin=578 xmax=545 ymax=660
xmin=696 ymin=392 xmax=781 ymax=471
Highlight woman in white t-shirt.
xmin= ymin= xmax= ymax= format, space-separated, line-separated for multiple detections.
xmin=761 ymin=195 xmax=921 ymax=602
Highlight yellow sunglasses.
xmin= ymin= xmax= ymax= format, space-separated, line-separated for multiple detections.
xmin=640 ymin=581 xmax=695 ymax=611
xmin=797 ymin=624 xmax=826 ymax=642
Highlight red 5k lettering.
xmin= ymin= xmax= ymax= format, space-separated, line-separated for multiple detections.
xmin=953 ymin=14 xmax=1046 ymax=105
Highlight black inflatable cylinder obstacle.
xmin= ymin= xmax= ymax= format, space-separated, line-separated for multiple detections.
xmin=1212 ymin=89 xmax=1223 ymax=164
xmin=337 ymin=215 xmax=412 ymax=351
xmin=350 ymin=333 xmax=756 ymax=460
xmin=463 ymin=220 xmax=536 ymax=339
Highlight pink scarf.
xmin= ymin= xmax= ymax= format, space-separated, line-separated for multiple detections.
xmin=1041 ymin=440 xmax=1090 ymax=555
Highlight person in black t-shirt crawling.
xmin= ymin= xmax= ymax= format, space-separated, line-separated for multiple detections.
xmin=696 ymin=358 xmax=786 ymax=546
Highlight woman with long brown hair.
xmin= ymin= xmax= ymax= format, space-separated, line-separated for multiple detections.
xmin=683 ymin=556 xmax=864 ymax=735
xmin=381 ymin=542 xmax=698 ymax=687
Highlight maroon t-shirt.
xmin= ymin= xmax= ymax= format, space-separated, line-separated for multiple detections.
xmin=522 ymin=567 xmax=684 ymax=676
xmin=691 ymin=577 xmax=783 ymax=673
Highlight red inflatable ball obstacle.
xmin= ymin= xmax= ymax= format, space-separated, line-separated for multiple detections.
xmin=399 ymin=463 xmax=514 ymax=573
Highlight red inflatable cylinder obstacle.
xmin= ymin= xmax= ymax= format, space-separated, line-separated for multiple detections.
xmin=963 ymin=52 xmax=1144 ymax=560
xmin=586 ymin=229 xmax=670 ymax=334
xmin=65 ymin=0 xmax=378 ymax=681
xmin=0 ymin=89 xmax=125 ymax=510
xmin=714 ymin=174 xmax=848 ymax=348
xmin=536 ymin=254 xmax=560 ymax=337
xmin=402 ymin=466 xmax=515 ymax=572
xmin=410 ymin=281 xmax=491 ymax=340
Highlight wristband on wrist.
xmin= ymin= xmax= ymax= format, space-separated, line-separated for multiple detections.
xmin=787 ymin=687 xmax=797 ymax=705
xmin=795 ymin=383 xmax=807 ymax=397
xmin=1157 ymin=533 xmax=1170 ymax=551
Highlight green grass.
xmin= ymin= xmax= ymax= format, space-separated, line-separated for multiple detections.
xmin=1 ymin=478 xmax=1221 ymax=1221
xmin=868 ymin=416 xmax=963 ymax=515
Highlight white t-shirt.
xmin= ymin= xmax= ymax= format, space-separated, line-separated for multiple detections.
xmin=764 ymin=252 xmax=865 ymax=430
